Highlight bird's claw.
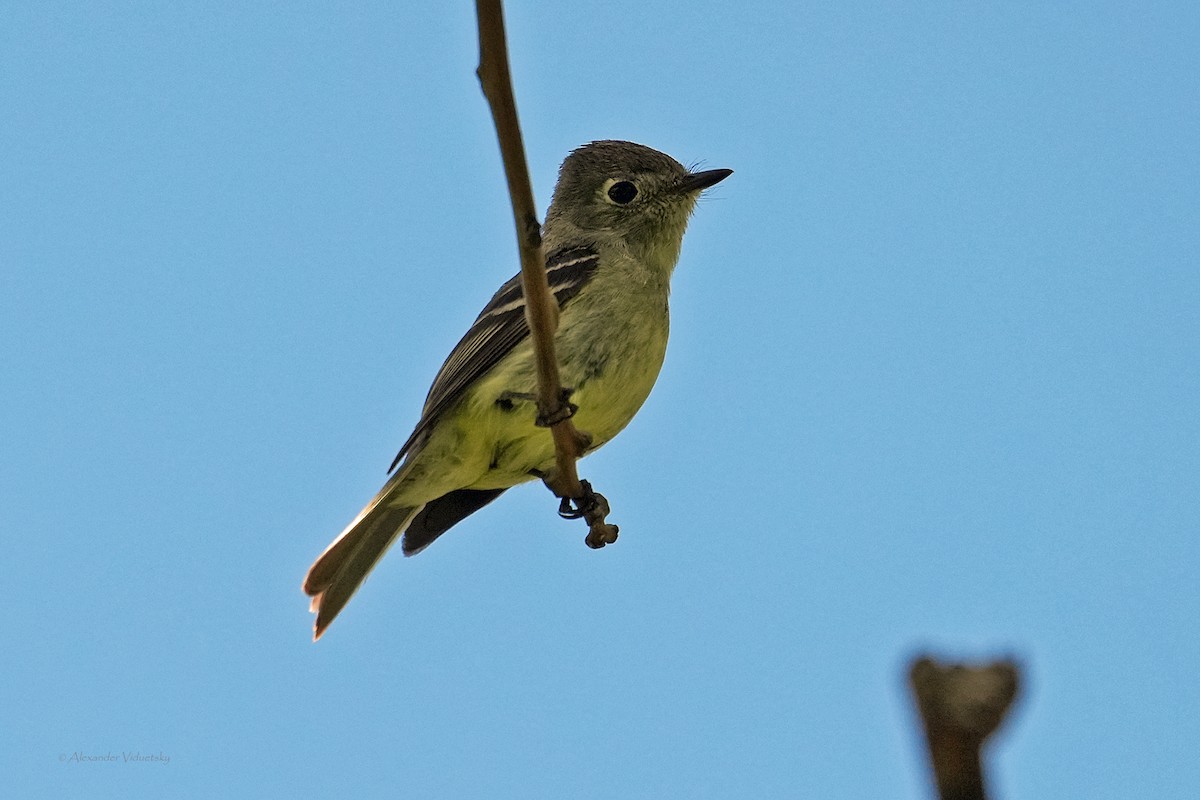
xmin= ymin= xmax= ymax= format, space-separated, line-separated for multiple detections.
xmin=557 ymin=480 xmax=619 ymax=548
xmin=535 ymin=388 xmax=578 ymax=427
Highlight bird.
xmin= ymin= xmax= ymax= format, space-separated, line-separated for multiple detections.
xmin=304 ymin=140 xmax=731 ymax=639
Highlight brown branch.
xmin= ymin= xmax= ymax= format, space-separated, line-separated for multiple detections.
xmin=474 ymin=0 xmax=617 ymax=548
xmin=909 ymin=656 xmax=1021 ymax=800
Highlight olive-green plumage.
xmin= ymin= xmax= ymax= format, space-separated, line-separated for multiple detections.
xmin=304 ymin=141 xmax=731 ymax=639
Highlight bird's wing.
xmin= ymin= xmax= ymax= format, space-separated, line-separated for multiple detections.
xmin=387 ymin=245 xmax=599 ymax=473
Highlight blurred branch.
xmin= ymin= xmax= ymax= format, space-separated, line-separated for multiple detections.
xmin=474 ymin=0 xmax=618 ymax=548
xmin=909 ymin=655 xmax=1021 ymax=800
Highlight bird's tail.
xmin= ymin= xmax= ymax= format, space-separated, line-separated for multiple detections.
xmin=303 ymin=498 xmax=421 ymax=640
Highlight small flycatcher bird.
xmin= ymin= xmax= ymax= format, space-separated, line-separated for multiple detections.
xmin=304 ymin=140 xmax=731 ymax=638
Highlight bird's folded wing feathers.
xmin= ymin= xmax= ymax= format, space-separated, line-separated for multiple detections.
xmin=387 ymin=245 xmax=600 ymax=473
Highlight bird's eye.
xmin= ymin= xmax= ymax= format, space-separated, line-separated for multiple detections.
xmin=606 ymin=180 xmax=638 ymax=205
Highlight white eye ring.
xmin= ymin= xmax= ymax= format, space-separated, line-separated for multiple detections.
xmin=602 ymin=177 xmax=639 ymax=205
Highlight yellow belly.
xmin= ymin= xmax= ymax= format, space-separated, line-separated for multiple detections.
xmin=391 ymin=281 xmax=671 ymax=502
xmin=461 ymin=317 xmax=669 ymax=490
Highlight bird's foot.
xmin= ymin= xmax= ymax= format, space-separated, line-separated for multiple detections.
xmin=535 ymin=387 xmax=578 ymax=427
xmin=557 ymin=479 xmax=619 ymax=548
xmin=497 ymin=388 xmax=578 ymax=427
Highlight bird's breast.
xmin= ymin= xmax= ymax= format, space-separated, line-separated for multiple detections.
xmin=555 ymin=291 xmax=670 ymax=447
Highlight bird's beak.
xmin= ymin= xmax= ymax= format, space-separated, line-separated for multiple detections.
xmin=677 ymin=168 xmax=733 ymax=194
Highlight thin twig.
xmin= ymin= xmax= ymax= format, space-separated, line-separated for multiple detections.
xmin=474 ymin=0 xmax=617 ymax=547
xmin=909 ymin=656 xmax=1021 ymax=800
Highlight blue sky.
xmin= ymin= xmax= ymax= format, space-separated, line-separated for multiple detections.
xmin=3 ymin=2 xmax=1197 ymax=797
